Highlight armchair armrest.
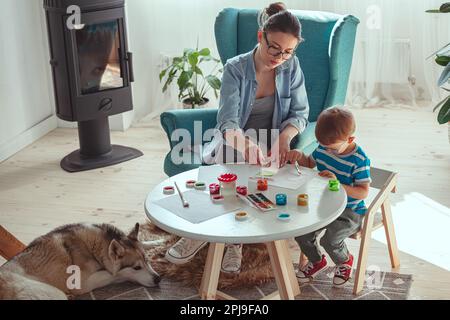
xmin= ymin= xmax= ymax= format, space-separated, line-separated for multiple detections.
xmin=160 ymin=108 xmax=218 ymax=149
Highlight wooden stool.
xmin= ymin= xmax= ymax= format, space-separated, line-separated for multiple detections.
xmin=0 ymin=226 xmax=26 ymax=261
xmin=300 ymin=167 xmax=400 ymax=295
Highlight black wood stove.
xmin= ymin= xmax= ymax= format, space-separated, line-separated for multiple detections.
xmin=43 ymin=0 xmax=143 ymax=172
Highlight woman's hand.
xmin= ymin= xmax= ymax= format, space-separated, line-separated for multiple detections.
xmin=270 ymin=133 xmax=291 ymax=167
xmin=285 ymin=150 xmax=304 ymax=165
xmin=319 ymin=170 xmax=337 ymax=180
xmin=244 ymin=143 xmax=267 ymax=166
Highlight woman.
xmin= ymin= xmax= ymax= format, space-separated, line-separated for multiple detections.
xmin=166 ymin=2 xmax=310 ymax=273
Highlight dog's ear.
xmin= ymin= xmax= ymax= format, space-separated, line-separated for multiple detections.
xmin=128 ymin=223 xmax=140 ymax=241
xmin=108 ymin=239 xmax=125 ymax=262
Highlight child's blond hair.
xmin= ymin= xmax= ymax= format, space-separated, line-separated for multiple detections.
xmin=315 ymin=107 xmax=356 ymax=145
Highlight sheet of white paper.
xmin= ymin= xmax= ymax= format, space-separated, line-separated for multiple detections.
xmin=153 ymin=190 xmax=242 ymax=224
xmin=266 ymin=165 xmax=316 ymax=190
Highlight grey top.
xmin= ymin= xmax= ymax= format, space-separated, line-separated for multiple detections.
xmin=244 ymin=95 xmax=275 ymax=133
xmin=243 ymin=95 xmax=275 ymax=150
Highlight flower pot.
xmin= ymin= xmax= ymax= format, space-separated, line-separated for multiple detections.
xmin=182 ymin=98 xmax=209 ymax=109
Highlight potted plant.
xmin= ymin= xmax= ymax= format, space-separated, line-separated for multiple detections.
xmin=159 ymin=47 xmax=223 ymax=109
xmin=426 ymin=3 xmax=450 ymax=141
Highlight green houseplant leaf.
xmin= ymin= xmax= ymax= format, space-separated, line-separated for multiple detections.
xmin=198 ymin=48 xmax=211 ymax=56
xmin=426 ymin=2 xmax=450 ymax=13
xmin=205 ymin=75 xmax=221 ymax=90
xmin=433 ymin=95 xmax=450 ymax=112
xmin=159 ymin=47 xmax=223 ymax=108
xmin=436 ymin=55 xmax=450 ymax=66
xmin=427 ymin=3 xmax=450 ymax=125
xmin=437 ymin=97 xmax=450 ymax=124
xmin=438 ymin=63 xmax=450 ymax=86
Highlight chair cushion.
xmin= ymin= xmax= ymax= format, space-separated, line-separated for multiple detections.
xmin=292 ymin=121 xmax=317 ymax=152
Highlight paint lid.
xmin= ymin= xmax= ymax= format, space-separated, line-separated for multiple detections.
xmin=277 ymin=213 xmax=291 ymax=221
xmin=163 ymin=186 xmax=175 ymax=195
xmin=218 ymin=173 xmax=237 ymax=183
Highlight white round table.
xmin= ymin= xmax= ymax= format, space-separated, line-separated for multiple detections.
xmin=145 ymin=164 xmax=347 ymax=300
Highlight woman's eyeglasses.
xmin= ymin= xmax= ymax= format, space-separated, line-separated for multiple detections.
xmin=263 ymin=32 xmax=296 ymax=61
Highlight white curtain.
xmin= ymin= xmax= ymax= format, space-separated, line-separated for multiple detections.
xmin=289 ymin=0 xmax=450 ymax=109
xmin=127 ymin=0 xmax=450 ymax=120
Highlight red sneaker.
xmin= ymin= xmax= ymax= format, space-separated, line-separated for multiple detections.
xmin=333 ymin=254 xmax=354 ymax=286
xmin=296 ymin=255 xmax=328 ymax=283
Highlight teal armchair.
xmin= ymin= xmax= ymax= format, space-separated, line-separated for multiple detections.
xmin=161 ymin=8 xmax=359 ymax=177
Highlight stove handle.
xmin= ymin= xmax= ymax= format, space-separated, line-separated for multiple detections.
xmin=126 ymin=52 xmax=134 ymax=83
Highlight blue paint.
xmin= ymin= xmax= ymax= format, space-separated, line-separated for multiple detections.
xmin=276 ymin=194 xmax=287 ymax=206
xmin=278 ymin=213 xmax=291 ymax=221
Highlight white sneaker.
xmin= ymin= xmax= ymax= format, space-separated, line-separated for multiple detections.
xmin=221 ymin=244 xmax=243 ymax=274
xmin=165 ymin=238 xmax=207 ymax=265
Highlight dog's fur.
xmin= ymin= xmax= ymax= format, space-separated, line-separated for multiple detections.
xmin=0 ymin=223 xmax=160 ymax=300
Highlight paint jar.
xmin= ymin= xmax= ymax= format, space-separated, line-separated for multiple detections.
xmin=186 ymin=180 xmax=196 ymax=188
xmin=209 ymin=183 xmax=220 ymax=196
xmin=257 ymin=179 xmax=268 ymax=191
xmin=297 ymin=194 xmax=309 ymax=207
xmin=276 ymin=194 xmax=287 ymax=206
xmin=163 ymin=186 xmax=175 ymax=195
xmin=329 ymin=179 xmax=340 ymax=192
xmin=212 ymin=195 xmax=225 ymax=204
xmin=235 ymin=212 xmax=248 ymax=221
xmin=194 ymin=182 xmax=206 ymax=191
xmin=236 ymin=186 xmax=248 ymax=196
xmin=218 ymin=173 xmax=238 ymax=198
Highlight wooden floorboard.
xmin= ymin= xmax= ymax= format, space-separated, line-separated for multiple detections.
xmin=0 ymin=107 xmax=449 ymax=299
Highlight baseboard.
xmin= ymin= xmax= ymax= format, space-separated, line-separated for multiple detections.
xmin=0 ymin=115 xmax=57 ymax=163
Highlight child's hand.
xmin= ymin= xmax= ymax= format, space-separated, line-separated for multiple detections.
xmin=319 ymin=170 xmax=337 ymax=180
xmin=285 ymin=150 xmax=304 ymax=165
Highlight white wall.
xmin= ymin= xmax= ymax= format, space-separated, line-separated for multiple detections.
xmin=126 ymin=0 xmax=449 ymax=119
xmin=0 ymin=0 xmax=57 ymax=162
xmin=1 ymin=0 xmax=447 ymax=161
xmin=0 ymin=0 xmax=138 ymax=163
xmin=125 ymin=0 xmax=273 ymax=121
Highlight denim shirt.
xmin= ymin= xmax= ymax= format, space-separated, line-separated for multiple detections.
xmin=202 ymin=48 xmax=310 ymax=163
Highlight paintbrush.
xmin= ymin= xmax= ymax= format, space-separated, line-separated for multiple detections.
xmin=174 ymin=182 xmax=189 ymax=208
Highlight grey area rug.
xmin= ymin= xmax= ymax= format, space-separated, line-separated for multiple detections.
xmin=76 ymin=266 xmax=412 ymax=300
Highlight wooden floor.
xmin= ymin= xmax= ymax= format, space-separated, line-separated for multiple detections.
xmin=0 ymin=106 xmax=449 ymax=299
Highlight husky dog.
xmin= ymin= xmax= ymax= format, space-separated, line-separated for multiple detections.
xmin=0 ymin=223 xmax=160 ymax=300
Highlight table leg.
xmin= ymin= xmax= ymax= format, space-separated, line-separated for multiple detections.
xmin=280 ymin=240 xmax=301 ymax=297
xmin=199 ymin=242 xmax=225 ymax=300
xmin=266 ymin=240 xmax=300 ymax=300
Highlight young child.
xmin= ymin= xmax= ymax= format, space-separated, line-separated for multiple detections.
xmin=286 ymin=107 xmax=371 ymax=286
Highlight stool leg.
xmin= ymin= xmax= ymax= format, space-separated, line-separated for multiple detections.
xmin=353 ymin=212 xmax=375 ymax=295
xmin=0 ymin=226 xmax=26 ymax=260
xmin=199 ymin=243 xmax=225 ymax=300
xmin=381 ymin=198 xmax=400 ymax=268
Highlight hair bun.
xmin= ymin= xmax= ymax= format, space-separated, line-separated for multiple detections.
xmin=266 ymin=2 xmax=287 ymax=16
